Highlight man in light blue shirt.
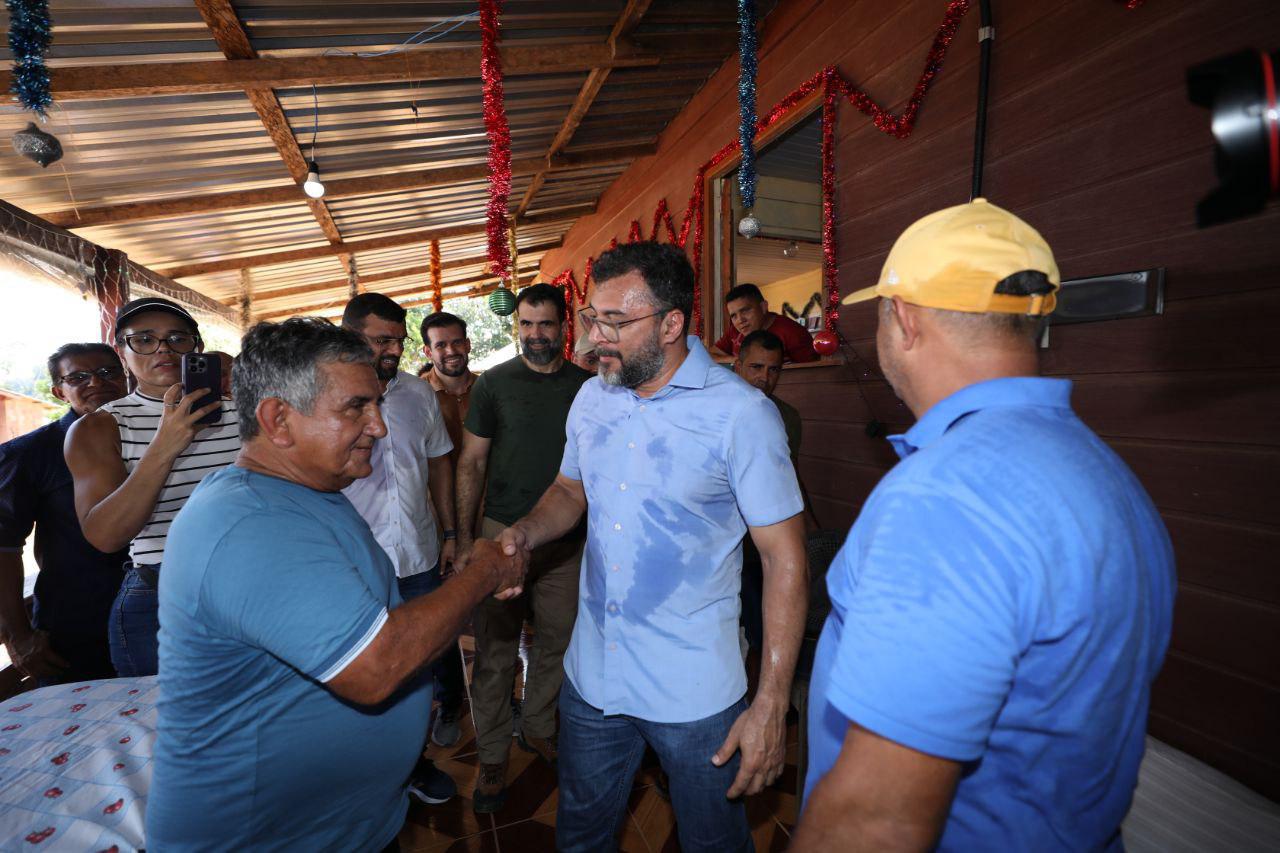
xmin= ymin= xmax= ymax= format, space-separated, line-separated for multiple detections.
xmin=495 ymin=242 xmax=808 ymax=852
xmin=792 ymin=200 xmax=1175 ymax=851
xmin=149 ymin=319 xmax=524 ymax=852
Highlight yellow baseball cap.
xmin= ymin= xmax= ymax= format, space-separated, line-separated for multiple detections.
xmin=842 ymin=198 xmax=1060 ymax=315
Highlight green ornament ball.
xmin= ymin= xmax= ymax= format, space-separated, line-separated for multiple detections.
xmin=488 ymin=286 xmax=516 ymax=316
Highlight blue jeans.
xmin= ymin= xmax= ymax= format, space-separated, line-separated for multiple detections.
xmin=108 ymin=566 xmax=159 ymax=677
xmin=397 ymin=569 xmax=463 ymax=711
xmin=557 ymin=678 xmax=754 ymax=853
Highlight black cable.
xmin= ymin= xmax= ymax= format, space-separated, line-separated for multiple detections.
xmin=971 ymin=0 xmax=994 ymax=201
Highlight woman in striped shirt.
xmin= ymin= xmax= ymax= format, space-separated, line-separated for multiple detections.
xmin=65 ymin=297 xmax=241 ymax=676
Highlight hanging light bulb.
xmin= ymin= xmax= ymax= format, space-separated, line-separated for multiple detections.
xmin=302 ymin=160 xmax=325 ymax=199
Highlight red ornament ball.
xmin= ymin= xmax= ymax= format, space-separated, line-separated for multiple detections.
xmin=812 ymin=330 xmax=839 ymax=356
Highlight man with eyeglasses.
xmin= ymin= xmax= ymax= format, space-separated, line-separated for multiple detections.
xmin=340 ymin=292 xmax=462 ymax=806
xmin=496 ymin=242 xmax=807 ymax=852
xmin=65 ymin=297 xmax=240 ymax=677
xmin=455 ymin=283 xmax=592 ymax=813
xmin=0 ymin=343 xmax=128 ymax=685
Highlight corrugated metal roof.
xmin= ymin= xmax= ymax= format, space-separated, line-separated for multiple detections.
xmin=0 ymin=0 xmax=769 ymax=322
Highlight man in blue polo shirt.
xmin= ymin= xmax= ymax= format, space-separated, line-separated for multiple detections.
xmin=792 ymin=200 xmax=1175 ymax=851
xmin=496 ymin=241 xmax=808 ymax=852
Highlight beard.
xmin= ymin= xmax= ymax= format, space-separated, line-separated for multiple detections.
xmin=436 ymin=354 xmax=467 ymax=377
xmin=374 ymin=356 xmax=399 ymax=382
xmin=521 ymin=333 xmax=563 ymax=366
xmin=598 ymin=326 xmax=665 ymax=389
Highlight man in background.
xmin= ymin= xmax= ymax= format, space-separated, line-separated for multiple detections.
xmin=0 ymin=343 xmax=128 ymax=684
xmin=713 ymin=283 xmax=818 ymax=363
xmin=456 ymin=283 xmax=591 ymax=813
xmin=734 ymin=330 xmax=802 ymax=465
xmin=148 ymin=318 xmax=524 ymax=850
xmin=341 ymin=293 xmax=461 ymax=802
xmin=793 ymin=200 xmax=1175 ymax=850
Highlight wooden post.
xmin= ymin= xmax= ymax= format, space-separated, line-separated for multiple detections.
xmin=347 ymin=257 xmax=360 ymax=298
xmin=92 ymin=247 xmax=130 ymax=344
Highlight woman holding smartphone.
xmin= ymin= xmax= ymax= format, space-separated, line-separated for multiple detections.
xmin=65 ymin=297 xmax=241 ymax=676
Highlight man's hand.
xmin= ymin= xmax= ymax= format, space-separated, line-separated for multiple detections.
xmin=463 ymin=539 xmax=526 ymax=600
xmin=4 ymin=629 xmax=69 ymax=681
xmin=153 ymin=384 xmax=221 ymax=460
xmin=439 ymin=538 xmax=456 ymax=576
xmin=712 ymin=693 xmax=788 ymax=798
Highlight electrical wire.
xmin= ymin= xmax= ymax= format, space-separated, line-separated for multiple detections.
xmin=321 ymin=12 xmax=479 ymax=60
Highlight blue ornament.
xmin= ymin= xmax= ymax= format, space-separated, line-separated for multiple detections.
xmin=737 ymin=0 xmax=759 ymax=211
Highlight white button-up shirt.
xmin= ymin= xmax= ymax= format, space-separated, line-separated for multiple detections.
xmin=342 ymin=371 xmax=453 ymax=579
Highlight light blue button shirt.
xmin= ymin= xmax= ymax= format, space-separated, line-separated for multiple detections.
xmin=560 ymin=337 xmax=803 ymax=722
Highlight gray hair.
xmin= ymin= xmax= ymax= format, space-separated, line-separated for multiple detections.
xmin=233 ymin=318 xmax=374 ymax=441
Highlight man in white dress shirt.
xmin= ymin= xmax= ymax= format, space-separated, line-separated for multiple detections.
xmin=341 ymin=294 xmax=461 ymax=805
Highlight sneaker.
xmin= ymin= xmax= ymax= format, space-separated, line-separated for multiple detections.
xmin=473 ymin=761 xmax=507 ymax=814
xmin=431 ymin=706 xmax=461 ymax=748
xmin=517 ymin=732 xmax=557 ymax=768
xmin=407 ymin=758 xmax=457 ymax=805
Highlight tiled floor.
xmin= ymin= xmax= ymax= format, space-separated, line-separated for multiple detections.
xmin=398 ymin=636 xmax=801 ymax=852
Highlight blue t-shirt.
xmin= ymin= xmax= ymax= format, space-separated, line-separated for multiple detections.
xmin=148 ymin=466 xmax=431 ymax=852
xmin=804 ymin=378 xmax=1175 ymax=850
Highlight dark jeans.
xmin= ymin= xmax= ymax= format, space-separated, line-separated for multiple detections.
xmin=397 ymin=569 xmax=464 ymax=713
xmin=108 ymin=565 xmax=159 ymax=677
xmin=557 ymin=679 xmax=754 ymax=853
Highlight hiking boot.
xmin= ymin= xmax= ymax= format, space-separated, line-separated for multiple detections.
xmin=517 ymin=732 xmax=557 ymax=768
xmin=407 ymin=758 xmax=457 ymax=805
xmin=473 ymin=761 xmax=507 ymax=814
xmin=431 ymin=706 xmax=461 ymax=748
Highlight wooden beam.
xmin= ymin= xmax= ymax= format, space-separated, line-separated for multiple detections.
xmin=16 ymin=43 xmax=661 ymax=101
xmin=193 ymin=0 xmax=354 ymax=276
xmin=223 ymin=239 xmax=561 ymax=305
xmin=158 ymin=210 xmax=581 ymax=279
xmin=41 ymin=145 xmax=653 ymax=228
xmin=259 ymin=267 xmax=538 ymax=321
xmin=518 ymin=0 xmax=652 ymax=219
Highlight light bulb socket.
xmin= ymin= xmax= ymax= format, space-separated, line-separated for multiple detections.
xmin=303 ymin=160 xmax=325 ymax=199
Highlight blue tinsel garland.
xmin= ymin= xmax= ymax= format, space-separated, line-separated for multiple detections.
xmin=736 ymin=0 xmax=758 ymax=211
xmin=7 ymin=0 xmax=53 ymax=117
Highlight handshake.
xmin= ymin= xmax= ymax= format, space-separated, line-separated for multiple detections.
xmin=454 ymin=527 xmax=533 ymax=601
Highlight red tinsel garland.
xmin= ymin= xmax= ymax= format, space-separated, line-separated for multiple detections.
xmin=429 ymin=239 xmax=443 ymax=313
xmin=546 ymin=0 xmax=1143 ymax=338
xmin=480 ymin=0 xmax=513 ymax=283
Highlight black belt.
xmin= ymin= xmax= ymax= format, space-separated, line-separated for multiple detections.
xmin=128 ymin=562 xmax=160 ymax=588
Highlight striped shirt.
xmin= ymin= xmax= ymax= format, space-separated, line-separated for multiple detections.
xmin=100 ymin=391 xmax=241 ymax=565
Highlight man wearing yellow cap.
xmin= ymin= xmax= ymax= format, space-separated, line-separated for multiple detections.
xmin=792 ymin=200 xmax=1175 ymax=851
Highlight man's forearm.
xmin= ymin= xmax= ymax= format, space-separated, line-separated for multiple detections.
xmin=0 ymin=553 xmax=32 ymax=644
xmin=455 ymin=455 xmax=485 ymax=545
xmin=426 ymin=455 xmax=457 ymax=532
xmin=512 ymin=477 xmax=586 ymax=550
xmin=755 ymin=523 xmax=807 ymax=707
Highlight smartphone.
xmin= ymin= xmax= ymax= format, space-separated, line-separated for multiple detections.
xmin=181 ymin=353 xmax=223 ymax=426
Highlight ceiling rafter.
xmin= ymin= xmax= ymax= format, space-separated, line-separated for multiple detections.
xmin=193 ymin=0 xmax=354 ymax=277
xmin=158 ymin=209 xmax=582 ymax=279
xmin=41 ymin=145 xmax=652 ymax=229
xmin=7 ymin=43 xmax=663 ymax=101
xmin=517 ymin=0 xmax=654 ymax=219
xmin=221 ymin=239 xmax=561 ymax=305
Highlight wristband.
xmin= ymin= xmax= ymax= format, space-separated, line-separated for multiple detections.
xmin=442 ymin=530 xmax=457 ymax=541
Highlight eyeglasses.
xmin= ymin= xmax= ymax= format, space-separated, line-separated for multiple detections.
xmin=364 ymin=335 xmax=407 ymax=348
xmin=578 ymin=308 xmax=666 ymax=344
xmin=58 ymin=365 xmax=124 ymax=387
xmin=123 ymin=333 xmax=198 ymax=355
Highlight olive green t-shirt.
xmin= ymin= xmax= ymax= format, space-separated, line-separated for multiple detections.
xmin=774 ymin=395 xmax=803 ymax=466
xmin=463 ymin=356 xmax=592 ymax=525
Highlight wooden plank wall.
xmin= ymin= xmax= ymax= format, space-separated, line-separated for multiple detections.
xmin=539 ymin=0 xmax=1280 ymax=800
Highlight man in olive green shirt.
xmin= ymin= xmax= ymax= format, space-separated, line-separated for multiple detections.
xmin=456 ymin=283 xmax=591 ymax=813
